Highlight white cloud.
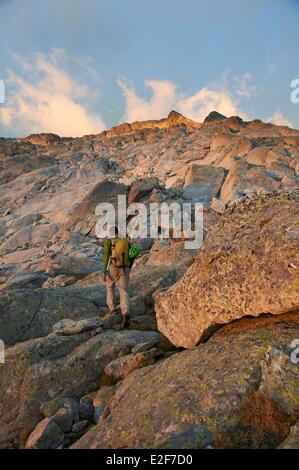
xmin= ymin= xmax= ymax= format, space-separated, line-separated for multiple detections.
xmin=118 ymin=78 xmax=177 ymax=122
xmin=0 ymin=50 xmax=106 ymax=137
xmin=177 ymin=85 xmax=246 ymax=121
xmin=4 ymin=55 xmax=286 ymax=136
xmin=233 ymin=72 xmax=258 ymax=98
xmin=118 ymin=75 xmax=247 ymax=123
xmin=266 ymin=111 xmax=293 ymax=128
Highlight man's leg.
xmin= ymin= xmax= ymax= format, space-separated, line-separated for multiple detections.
xmin=106 ymin=268 xmax=117 ymax=315
xmin=117 ymin=267 xmax=131 ymax=327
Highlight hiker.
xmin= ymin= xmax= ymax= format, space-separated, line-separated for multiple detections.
xmin=101 ymin=226 xmax=139 ymax=328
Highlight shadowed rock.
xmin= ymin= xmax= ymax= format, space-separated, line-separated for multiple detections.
xmin=0 ymin=329 xmax=160 ymax=448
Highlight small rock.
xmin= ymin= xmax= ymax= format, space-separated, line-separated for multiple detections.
xmin=64 ymin=430 xmax=87 ymax=440
xmin=52 ymin=408 xmax=73 ymax=433
xmin=131 ymin=339 xmax=160 ymax=354
xmin=102 ymin=313 xmax=122 ymax=330
xmin=61 ymin=438 xmax=71 ymax=448
xmin=41 ymin=397 xmax=65 ymax=418
xmin=52 ymin=317 xmax=104 ymax=336
xmin=26 ymin=418 xmax=64 ymax=449
xmin=41 ymin=397 xmax=80 ymax=424
xmin=72 ymin=420 xmax=89 ymax=434
xmin=42 ymin=275 xmax=76 ymax=289
xmin=63 ymin=398 xmax=80 ymax=424
xmin=211 ymin=197 xmax=226 ymax=214
xmin=95 ymin=327 xmax=104 ymax=335
xmin=130 ymin=315 xmax=157 ymax=331
xmin=104 ymin=348 xmax=163 ymax=382
xmin=93 ymin=386 xmax=116 ymax=424
xmin=79 ymin=395 xmax=95 ymax=421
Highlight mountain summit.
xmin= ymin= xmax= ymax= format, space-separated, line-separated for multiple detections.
xmin=204 ymin=110 xmax=227 ymax=123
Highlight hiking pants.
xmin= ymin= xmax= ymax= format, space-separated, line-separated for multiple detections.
xmin=106 ymin=265 xmax=131 ymax=316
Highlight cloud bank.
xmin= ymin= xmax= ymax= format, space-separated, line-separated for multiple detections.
xmin=0 ymin=50 xmax=294 ymax=136
xmin=0 ymin=50 xmax=106 ymax=137
xmin=233 ymin=72 xmax=257 ymax=99
xmin=118 ymin=75 xmax=248 ymax=123
xmin=118 ymin=76 xmax=295 ymax=130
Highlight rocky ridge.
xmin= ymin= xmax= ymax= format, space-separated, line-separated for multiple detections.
xmin=1 ymin=111 xmax=299 ymax=449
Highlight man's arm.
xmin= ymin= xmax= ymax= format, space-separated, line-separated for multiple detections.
xmin=103 ymin=239 xmax=111 ymax=273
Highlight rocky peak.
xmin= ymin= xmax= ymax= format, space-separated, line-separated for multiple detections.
xmin=204 ymin=110 xmax=227 ymax=123
xmin=167 ymin=110 xmax=183 ymax=121
xmin=21 ymin=133 xmax=62 ymax=145
xmin=98 ymin=111 xmax=199 ymax=138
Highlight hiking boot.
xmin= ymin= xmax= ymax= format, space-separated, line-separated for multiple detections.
xmin=103 ymin=309 xmax=117 ymax=321
xmin=122 ymin=314 xmax=131 ymax=329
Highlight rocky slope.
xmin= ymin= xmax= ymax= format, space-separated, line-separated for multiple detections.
xmin=1 ymin=110 xmax=299 ymax=449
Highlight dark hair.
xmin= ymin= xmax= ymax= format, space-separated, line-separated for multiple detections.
xmin=109 ymin=225 xmax=118 ymax=237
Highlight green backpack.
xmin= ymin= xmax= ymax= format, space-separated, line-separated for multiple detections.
xmin=110 ymin=238 xmax=131 ymax=268
xmin=129 ymin=243 xmax=140 ymax=261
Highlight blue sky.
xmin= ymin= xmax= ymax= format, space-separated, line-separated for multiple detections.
xmin=0 ymin=0 xmax=299 ymax=136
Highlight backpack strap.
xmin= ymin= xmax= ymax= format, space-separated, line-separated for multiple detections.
xmin=110 ymin=239 xmax=116 ymax=265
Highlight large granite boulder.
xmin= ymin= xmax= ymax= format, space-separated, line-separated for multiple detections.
xmin=155 ymin=192 xmax=299 ymax=349
xmin=183 ymin=165 xmax=226 ymax=206
xmin=220 ymin=158 xmax=281 ymax=205
xmin=73 ymin=321 xmax=299 ymax=449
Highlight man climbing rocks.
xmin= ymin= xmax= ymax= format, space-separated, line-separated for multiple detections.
xmin=102 ymin=226 xmax=139 ymax=328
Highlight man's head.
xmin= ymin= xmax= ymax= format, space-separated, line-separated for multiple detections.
xmin=109 ymin=225 xmax=118 ymax=238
